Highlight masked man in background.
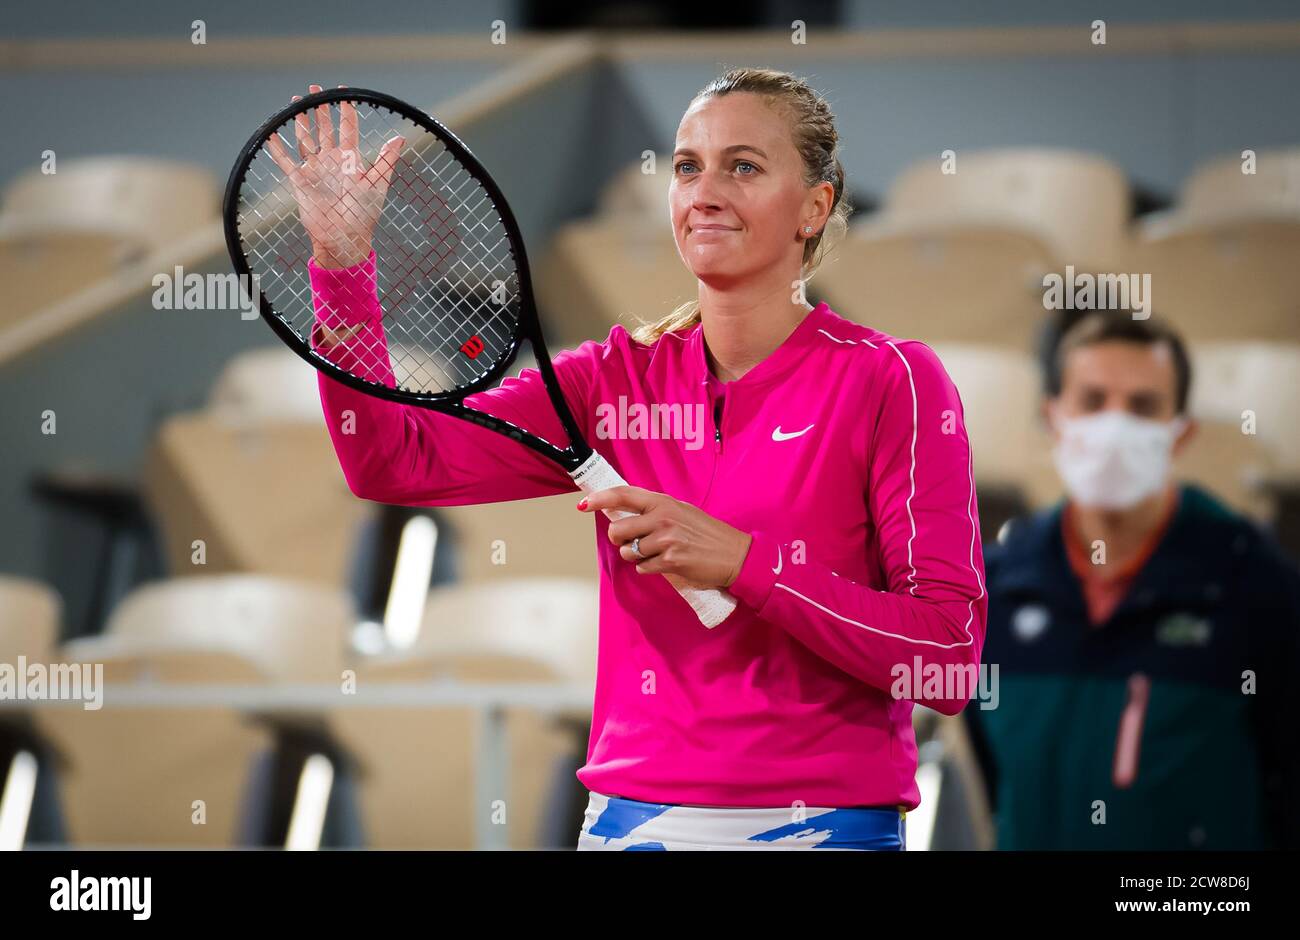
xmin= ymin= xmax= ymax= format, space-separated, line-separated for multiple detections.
xmin=967 ymin=310 xmax=1299 ymax=849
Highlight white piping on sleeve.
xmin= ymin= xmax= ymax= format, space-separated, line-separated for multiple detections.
xmin=885 ymin=341 xmax=920 ymax=596
xmin=771 ymin=582 xmax=975 ymax=650
xmin=963 ymin=426 xmax=986 ymax=634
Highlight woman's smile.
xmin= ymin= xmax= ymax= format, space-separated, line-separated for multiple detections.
xmin=689 ymin=224 xmax=739 ymax=238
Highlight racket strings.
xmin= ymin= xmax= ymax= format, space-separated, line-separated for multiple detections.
xmin=236 ymin=99 xmax=523 ymax=396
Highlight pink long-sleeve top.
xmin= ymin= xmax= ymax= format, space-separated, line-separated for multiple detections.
xmin=309 ymin=251 xmax=987 ymax=809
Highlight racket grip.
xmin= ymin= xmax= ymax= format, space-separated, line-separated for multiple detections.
xmin=570 ymin=452 xmax=738 ymax=629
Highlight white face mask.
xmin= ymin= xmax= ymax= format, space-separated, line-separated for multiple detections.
xmin=1052 ymin=410 xmax=1185 ymax=510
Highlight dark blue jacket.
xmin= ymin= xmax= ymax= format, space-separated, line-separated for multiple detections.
xmin=967 ymin=485 xmax=1300 ymax=849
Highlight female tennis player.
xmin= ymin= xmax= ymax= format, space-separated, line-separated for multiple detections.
xmin=298 ymin=69 xmax=986 ymax=850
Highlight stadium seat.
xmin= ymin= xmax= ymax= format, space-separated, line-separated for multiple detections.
xmin=1 ymin=156 xmax=219 ymax=252
xmin=596 ymin=156 xmax=673 ymax=219
xmin=328 ymin=577 xmax=596 ymax=848
xmin=1167 ymin=148 xmax=1300 ymax=223
xmin=929 ymin=344 xmax=1060 ymax=520
xmin=412 ymin=576 xmax=598 ymax=681
xmin=436 ymin=491 xmax=601 ymax=584
xmin=533 ymin=216 xmax=698 ymax=346
xmin=35 ymin=575 xmax=354 ymax=846
xmin=0 ymin=222 xmax=146 ymax=336
xmin=0 ymin=574 xmax=61 ymax=662
xmin=817 ymin=149 xmax=1130 ymax=348
xmin=73 ymin=574 xmax=353 ymax=680
xmin=877 ymin=148 xmax=1130 ymax=269
xmin=1187 ymin=342 xmax=1300 ymax=524
xmin=0 ymin=576 xmax=65 ymax=849
xmin=1131 ymin=149 xmax=1300 ymax=342
xmin=28 ymin=466 xmax=161 ymax=640
xmin=0 ymin=156 xmax=220 ymax=357
xmin=207 ymin=346 xmax=327 ymax=426
xmin=1189 ymin=343 xmax=1300 ymax=473
xmin=142 ymin=411 xmax=373 ymax=585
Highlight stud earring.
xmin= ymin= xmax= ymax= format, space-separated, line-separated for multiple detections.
xmin=803 ymin=225 xmax=813 ymax=235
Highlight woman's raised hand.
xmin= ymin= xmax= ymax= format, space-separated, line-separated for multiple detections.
xmin=266 ymin=83 xmax=407 ymax=270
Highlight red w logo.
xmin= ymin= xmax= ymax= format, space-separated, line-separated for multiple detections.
xmin=460 ymin=335 xmax=485 ymax=359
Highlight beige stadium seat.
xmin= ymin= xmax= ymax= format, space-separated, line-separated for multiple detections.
xmin=596 ymin=157 xmax=672 ymax=218
xmin=329 ymin=578 xmax=597 ymax=848
xmin=207 ymin=346 xmax=326 ymax=426
xmin=1174 ymin=419 xmax=1275 ymax=522
xmin=142 ymin=411 xmax=372 ymax=585
xmin=84 ymin=574 xmax=353 ymax=681
xmin=817 ymin=149 xmax=1130 ymax=348
xmin=1132 ymin=150 xmax=1300 ymax=342
xmin=0 ymin=575 xmax=61 ymax=664
xmin=930 ymin=345 xmax=1059 ymax=507
xmin=1190 ymin=342 xmax=1300 ymax=475
xmin=1172 ymin=148 xmax=1300 ymax=223
xmin=35 ymin=656 xmax=274 ymax=848
xmin=36 ymin=576 xmax=354 ymax=846
xmin=533 ymin=217 xmax=698 ymax=346
xmin=815 ymin=227 xmax=1053 ymax=348
xmin=0 ymin=220 xmax=148 ymax=336
xmin=412 ymin=576 xmax=598 ymax=681
xmin=0 ymin=577 xmax=62 ymax=850
xmin=438 ymin=491 xmax=601 ymax=585
xmin=1130 ymin=228 xmax=1300 ymax=342
xmin=882 ymin=149 xmax=1130 ymax=269
xmin=2 ymin=156 xmax=219 ymax=252
xmin=0 ymin=156 xmax=219 ymax=349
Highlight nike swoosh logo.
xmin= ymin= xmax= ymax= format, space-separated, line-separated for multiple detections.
xmin=772 ymin=423 xmax=814 ymax=442
xmin=772 ymin=544 xmax=783 ymax=575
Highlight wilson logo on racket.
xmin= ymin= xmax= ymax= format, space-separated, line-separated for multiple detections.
xmin=460 ymin=335 xmax=485 ymax=359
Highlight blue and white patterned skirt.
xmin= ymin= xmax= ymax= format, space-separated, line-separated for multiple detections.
xmin=576 ymin=790 xmax=906 ymax=851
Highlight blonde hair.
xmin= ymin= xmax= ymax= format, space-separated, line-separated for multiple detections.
xmin=630 ymin=67 xmax=853 ymax=345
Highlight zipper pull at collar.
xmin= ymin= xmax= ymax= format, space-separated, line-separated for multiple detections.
xmin=713 ymin=395 xmax=723 ymax=451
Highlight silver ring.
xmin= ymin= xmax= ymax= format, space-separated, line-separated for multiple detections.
xmin=630 ymin=537 xmax=644 ymax=560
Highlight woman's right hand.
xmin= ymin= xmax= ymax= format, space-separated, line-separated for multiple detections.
xmin=266 ymin=83 xmax=407 ymax=270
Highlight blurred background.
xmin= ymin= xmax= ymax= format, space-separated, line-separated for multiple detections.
xmin=0 ymin=0 xmax=1296 ymax=849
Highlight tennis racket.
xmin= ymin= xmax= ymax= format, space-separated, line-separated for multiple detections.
xmin=222 ymin=86 xmax=737 ymax=628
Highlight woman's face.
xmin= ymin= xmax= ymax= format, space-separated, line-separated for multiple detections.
xmin=670 ymin=92 xmax=828 ymax=288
